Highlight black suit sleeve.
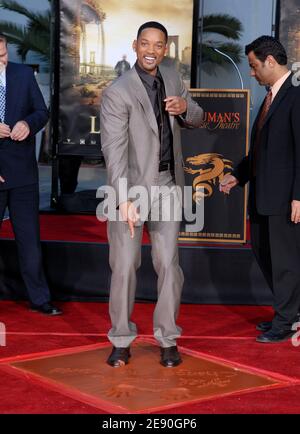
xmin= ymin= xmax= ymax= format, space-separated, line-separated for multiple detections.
xmin=23 ymin=68 xmax=49 ymax=136
xmin=291 ymin=90 xmax=300 ymax=200
xmin=232 ymin=155 xmax=250 ymax=187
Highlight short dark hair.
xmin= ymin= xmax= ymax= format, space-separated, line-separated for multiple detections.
xmin=0 ymin=33 xmax=7 ymax=46
xmin=137 ymin=21 xmax=168 ymax=42
xmin=245 ymin=35 xmax=287 ymax=65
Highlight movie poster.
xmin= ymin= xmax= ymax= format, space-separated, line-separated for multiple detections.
xmin=57 ymin=0 xmax=194 ymax=155
xmin=278 ymin=0 xmax=300 ymax=69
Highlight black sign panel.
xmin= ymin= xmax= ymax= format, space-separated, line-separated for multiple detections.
xmin=179 ymin=89 xmax=250 ymax=243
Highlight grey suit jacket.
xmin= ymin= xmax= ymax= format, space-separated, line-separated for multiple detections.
xmin=100 ymin=64 xmax=203 ymax=206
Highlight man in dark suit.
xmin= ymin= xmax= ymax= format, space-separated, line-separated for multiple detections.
xmin=220 ymin=35 xmax=300 ymax=343
xmin=0 ymin=34 xmax=61 ymax=315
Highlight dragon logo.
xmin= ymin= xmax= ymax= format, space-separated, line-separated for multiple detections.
xmin=184 ymin=153 xmax=233 ymax=203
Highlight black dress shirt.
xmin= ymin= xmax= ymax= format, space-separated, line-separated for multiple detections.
xmin=135 ymin=62 xmax=174 ymax=165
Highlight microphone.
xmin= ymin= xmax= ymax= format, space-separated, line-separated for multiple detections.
xmin=206 ymin=42 xmax=244 ymax=89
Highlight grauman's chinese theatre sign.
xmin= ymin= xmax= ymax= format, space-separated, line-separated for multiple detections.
xmin=179 ymin=89 xmax=250 ymax=243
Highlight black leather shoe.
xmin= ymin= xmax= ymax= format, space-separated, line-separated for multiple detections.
xmin=107 ymin=346 xmax=131 ymax=367
xmin=257 ymin=312 xmax=300 ymax=332
xmin=256 ymin=329 xmax=294 ymax=343
xmin=30 ymin=302 xmax=62 ymax=316
xmin=160 ymin=346 xmax=182 ymax=367
xmin=256 ymin=321 xmax=272 ymax=332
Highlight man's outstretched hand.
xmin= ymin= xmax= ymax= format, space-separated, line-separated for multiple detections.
xmin=219 ymin=174 xmax=238 ymax=194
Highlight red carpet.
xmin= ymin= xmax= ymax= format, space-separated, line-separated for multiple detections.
xmin=0 ymin=301 xmax=299 ymax=414
xmin=0 ymin=214 xmax=251 ymax=246
xmin=0 ymin=215 xmax=146 ymax=243
xmin=0 ymin=215 xmax=149 ymax=244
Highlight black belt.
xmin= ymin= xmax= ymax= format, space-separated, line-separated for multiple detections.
xmin=159 ymin=161 xmax=174 ymax=172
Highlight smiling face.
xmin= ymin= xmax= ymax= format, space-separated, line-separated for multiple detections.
xmin=132 ymin=27 xmax=168 ymax=76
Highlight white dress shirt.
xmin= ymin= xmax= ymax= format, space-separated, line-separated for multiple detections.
xmin=0 ymin=67 xmax=6 ymax=88
xmin=270 ymin=70 xmax=291 ymax=102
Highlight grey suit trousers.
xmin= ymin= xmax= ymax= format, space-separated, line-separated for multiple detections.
xmin=107 ymin=170 xmax=184 ymax=348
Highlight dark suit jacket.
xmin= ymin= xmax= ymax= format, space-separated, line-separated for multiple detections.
xmin=233 ymin=74 xmax=300 ymax=215
xmin=0 ymin=62 xmax=49 ymax=190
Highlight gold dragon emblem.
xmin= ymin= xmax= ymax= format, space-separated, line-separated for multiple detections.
xmin=184 ymin=153 xmax=234 ymax=203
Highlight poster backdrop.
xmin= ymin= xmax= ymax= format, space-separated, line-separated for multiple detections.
xmin=179 ymin=89 xmax=250 ymax=243
xmin=57 ymin=0 xmax=194 ymax=156
xmin=278 ymin=0 xmax=300 ymax=70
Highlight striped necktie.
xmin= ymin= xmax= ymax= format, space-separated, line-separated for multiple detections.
xmin=0 ymin=79 xmax=5 ymax=123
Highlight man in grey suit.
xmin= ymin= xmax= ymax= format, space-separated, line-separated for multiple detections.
xmin=100 ymin=22 xmax=203 ymax=367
